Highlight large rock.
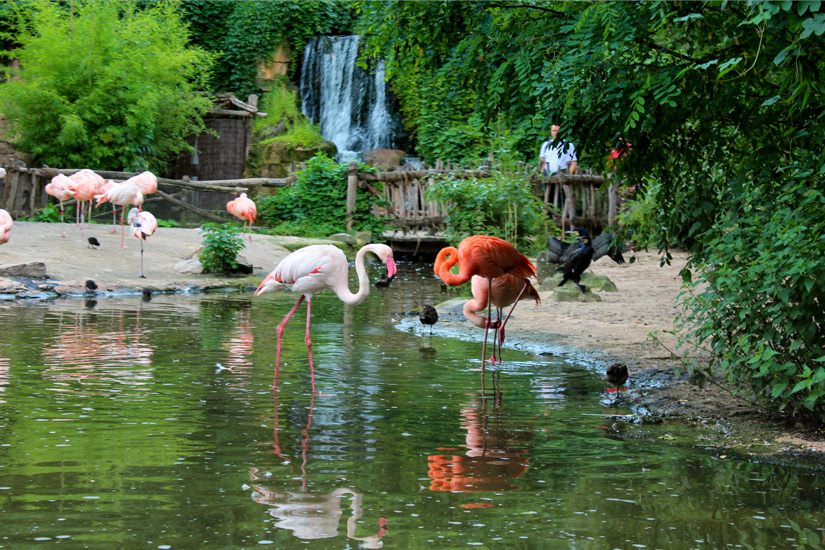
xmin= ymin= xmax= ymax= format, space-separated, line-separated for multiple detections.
xmin=0 ymin=261 xmax=48 ymax=278
xmin=247 ymin=139 xmax=338 ymax=179
xmin=361 ymin=149 xmax=406 ymax=169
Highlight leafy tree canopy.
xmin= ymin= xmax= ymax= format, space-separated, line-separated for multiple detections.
xmin=180 ymin=0 xmax=359 ymax=96
xmin=0 ymin=0 xmax=215 ymax=171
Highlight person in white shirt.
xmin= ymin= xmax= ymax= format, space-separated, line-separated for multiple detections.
xmin=539 ymin=124 xmax=578 ymax=176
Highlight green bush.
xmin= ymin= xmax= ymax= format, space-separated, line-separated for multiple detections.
xmin=0 ymin=1 xmax=214 ymax=172
xmin=257 ymin=154 xmax=390 ymax=238
xmin=199 ymin=223 xmax=245 ymax=273
xmin=679 ymin=176 xmax=825 ymax=423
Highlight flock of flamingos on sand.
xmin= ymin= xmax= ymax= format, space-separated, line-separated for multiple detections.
xmin=0 ymin=167 xmax=627 ymax=393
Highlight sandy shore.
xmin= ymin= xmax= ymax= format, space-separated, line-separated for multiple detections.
xmin=2 ymin=221 xmax=824 ymax=458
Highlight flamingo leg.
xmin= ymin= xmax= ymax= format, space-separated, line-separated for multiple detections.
xmin=111 ymin=206 xmax=118 ymax=233
xmin=490 ymin=306 xmax=503 ymax=364
xmin=480 ymin=278 xmax=494 ymax=372
xmin=495 ymin=279 xmax=530 ymax=364
xmin=305 ymin=297 xmax=316 ymax=394
xmin=120 ymin=206 xmax=128 ymax=248
xmin=59 ymin=202 xmax=66 ymax=238
xmin=275 ymin=295 xmax=306 ymax=390
xmin=139 ymin=239 xmax=146 ymax=278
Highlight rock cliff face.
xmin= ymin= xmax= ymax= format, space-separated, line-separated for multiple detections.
xmin=245 ymin=139 xmax=337 ymax=179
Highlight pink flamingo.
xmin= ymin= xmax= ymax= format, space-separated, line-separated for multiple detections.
xmin=434 ymin=235 xmax=536 ymax=369
xmin=68 ymin=169 xmax=105 ymax=229
xmin=463 ymin=274 xmax=540 ymax=363
xmin=95 ymin=182 xmax=143 ymax=248
xmin=99 ymin=180 xmax=120 ymax=233
xmin=45 ymin=174 xmax=76 ymax=237
xmin=227 ymin=192 xmax=257 ymax=242
xmin=124 ymin=171 xmax=158 ymax=206
xmin=254 ymin=243 xmax=397 ymax=392
xmin=129 ymin=208 xmax=157 ymax=278
xmin=0 ymin=209 xmax=12 ymax=244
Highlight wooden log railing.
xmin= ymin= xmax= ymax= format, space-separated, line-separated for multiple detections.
xmin=0 ymin=165 xmax=290 ymax=220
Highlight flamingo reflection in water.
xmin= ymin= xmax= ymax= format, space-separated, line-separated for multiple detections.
xmin=42 ymin=307 xmax=154 ymax=391
xmin=428 ymin=395 xmax=533 ymax=495
xmin=248 ymin=394 xmax=388 ymax=547
xmin=221 ymin=307 xmax=255 ymax=373
xmin=0 ymin=355 xmax=8 ymax=404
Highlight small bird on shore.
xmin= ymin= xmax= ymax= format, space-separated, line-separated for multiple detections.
xmin=419 ymin=304 xmax=438 ymax=335
xmin=604 ymin=363 xmax=629 ymax=394
xmin=85 ymin=279 xmax=98 ymax=293
xmin=87 ymin=237 xmax=100 ymax=249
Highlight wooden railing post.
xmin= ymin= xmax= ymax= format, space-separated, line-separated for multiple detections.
xmin=346 ymin=161 xmax=358 ymax=231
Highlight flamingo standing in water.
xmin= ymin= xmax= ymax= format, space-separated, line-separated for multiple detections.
xmin=254 ymin=243 xmax=398 ymax=392
xmin=463 ymin=274 xmax=540 ymax=363
xmin=95 ymin=182 xmax=143 ymax=248
xmin=0 ymin=209 xmax=12 ymax=244
xmin=227 ymin=192 xmax=257 ymax=242
xmin=129 ymin=208 xmax=157 ymax=278
xmin=434 ymin=235 xmax=536 ymax=369
xmin=45 ymin=174 xmax=76 ymax=237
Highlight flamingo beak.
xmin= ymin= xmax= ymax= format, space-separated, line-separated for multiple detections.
xmin=254 ymin=274 xmax=274 ymax=296
xmin=384 ymin=257 xmax=398 ymax=284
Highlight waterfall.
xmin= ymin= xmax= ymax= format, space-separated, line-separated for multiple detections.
xmin=300 ymin=36 xmax=403 ymax=160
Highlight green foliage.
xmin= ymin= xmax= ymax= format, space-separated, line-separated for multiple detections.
xmin=257 ymin=153 xmax=389 ymax=238
xmin=255 ymin=86 xmax=301 ymax=132
xmin=679 ymin=174 xmax=825 ymax=423
xmin=0 ymin=1 xmax=215 ymax=172
xmin=156 ymin=218 xmax=181 ymax=229
xmin=261 ymin=118 xmax=324 ymax=149
xmin=23 ymin=203 xmax=67 ymax=223
xmin=199 ymin=223 xmax=245 ymax=273
xmin=181 ymin=1 xmax=358 ymax=96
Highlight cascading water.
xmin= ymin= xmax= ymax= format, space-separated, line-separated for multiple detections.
xmin=300 ymin=35 xmax=403 ymax=161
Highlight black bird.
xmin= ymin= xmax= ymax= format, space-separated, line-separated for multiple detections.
xmin=547 ymin=229 xmax=624 ymax=266
xmin=142 ymin=288 xmax=153 ymax=302
xmin=85 ymin=279 xmax=98 ymax=293
xmin=604 ymin=363 xmax=629 ymax=392
xmin=87 ymin=237 xmax=100 ymax=249
xmin=419 ymin=304 xmax=438 ymax=335
xmin=558 ymin=237 xmax=594 ymax=293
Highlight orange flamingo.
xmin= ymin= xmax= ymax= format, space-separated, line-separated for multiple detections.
xmin=45 ymin=174 xmax=76 ymax=237
xmin=463 ymin=274 xmax=541 ymax=363
xmin=95 ymin=182 xmax=143 ymax=248
xmin=227 ymin=192 xmax=257 ymax=242
xmin=434 ymin=235 xmax=536 ymax=368
xmin=124 ymin=171 xmax=158 ymax=199
xmin=129 ymin=208 xmax=157 ymax=278
xmin=0 ymin=208 xmax=12 ymax=244
xmin=254 ymin=243 xmax=397 ymax=392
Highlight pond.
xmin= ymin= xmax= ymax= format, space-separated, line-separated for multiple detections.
xmin=1 ymin=262 xmax=824 ymax=549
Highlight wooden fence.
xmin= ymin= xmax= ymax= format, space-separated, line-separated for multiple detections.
xmin=1 ymin=159 xmax=621 ymax=232
xmin=347 ymin=159 xmax=620 ymax=234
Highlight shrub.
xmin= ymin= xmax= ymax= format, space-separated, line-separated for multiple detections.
xmin=257 ymin=154 xmax=390 ymax=238
xmin=0 ymin=1 xmax=214 ymax=172
xmin=678 ymin=176 xmax=825 ymax=424
xmin=199 ymin=223 xmax=245 ymax=273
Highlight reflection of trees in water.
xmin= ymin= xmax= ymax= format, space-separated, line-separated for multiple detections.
xmin=247 ymin=393 xmax=389 ymax=547
xmin=41 ymin=307 xmax=153 ymax=391
xmin=428 ymin=394 xmax=534 ymax=493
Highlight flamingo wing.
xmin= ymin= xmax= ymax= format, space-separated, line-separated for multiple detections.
xmin=273 ymin=245 xmax=347 ymax=295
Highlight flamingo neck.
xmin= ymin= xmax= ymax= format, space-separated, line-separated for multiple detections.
xmin=462 ymin=300 xmax=488 ymax=329
xmin=434 ymin=247 xmax=472 ymax=286
xmin=333 ymin=245 xmax=374 ymax=306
